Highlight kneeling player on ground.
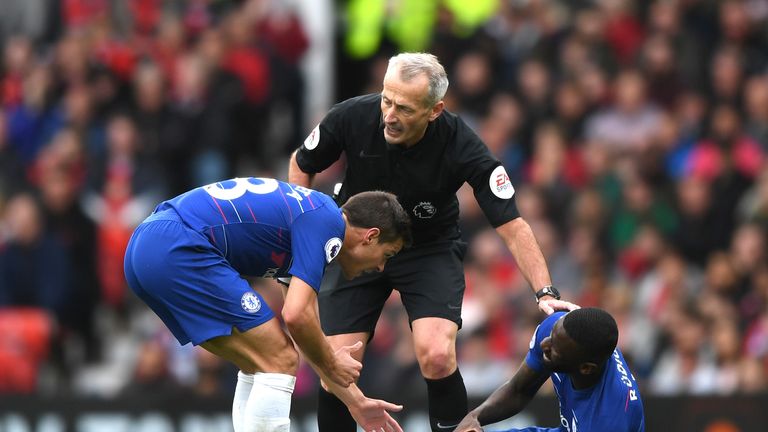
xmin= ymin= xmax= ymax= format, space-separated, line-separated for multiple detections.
xmin=456 ymin=308 xmax=645 ymax=432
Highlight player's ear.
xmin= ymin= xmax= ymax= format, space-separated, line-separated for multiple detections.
xmin=579 ymin=362 xmax=598 ymax=376
xmin=364 ymin=227 xmax=381 ymax=244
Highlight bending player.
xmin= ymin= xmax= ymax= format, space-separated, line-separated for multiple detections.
xmin=123 ymin=177 xmax=411 ymax=432
xmin=456 ymin=308 xmax=645 ymax=432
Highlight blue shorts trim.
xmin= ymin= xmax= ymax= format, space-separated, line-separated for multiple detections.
xmin=124 ymin=210 xmax=275 ymax=345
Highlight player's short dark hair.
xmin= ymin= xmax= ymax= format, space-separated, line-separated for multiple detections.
xmin=562 ymin=308 xmax=618 ymax=362
xmin=341 ymin=191 xmax=413 ymax=247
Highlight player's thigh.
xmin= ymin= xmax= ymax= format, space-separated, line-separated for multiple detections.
xmin=201 ymin=317 xmax=298 ymax=375
xmin=390 ymin=240 xmax=468 ymax=326
xmin=126 ymin=219 xmax=275 ymax=346
xmin=318 ymin=261 xmax=392 ymax=337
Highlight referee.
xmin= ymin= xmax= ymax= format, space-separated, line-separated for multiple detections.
xmin=288 ymin=52 xmax=579 ymax=432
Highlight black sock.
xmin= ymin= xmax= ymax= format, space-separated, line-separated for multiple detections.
xmin=317 ymin=387 xmax=356 ymax=432
xmin=425 ymin=368 xmax=468 ymax=432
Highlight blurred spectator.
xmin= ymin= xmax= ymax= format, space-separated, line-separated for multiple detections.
xmin=716 ymin=0 xmax=768 ymax=75
xmin=515 ymin=59 xmax=553 ymax=152
xmin=120 ymin=339 xmax=185 ymax=397
xmin=639 ymin=34 xmax=684 ymax=108
xmin=585 ymin=69 xmax=663 ymax=151
xmin=525 ymin=123 xmax=581 ymax=229
xmin=707 ymin=46 xmax=745 ymax=106
xmin=646 ymin=0 xmax=704 ymax=89
xmin=451 ymin=50 xmax=496 ymax=125
xmin=710 ymin=318 xmax=744 ymax=394
xmin=632 ymin=249 xmax=701 ymax=371
xmin=737 ymin=168 xmax=768 ymax=227
xmin=0 ymin=193 xmax=73 ymax=321
xmin=6 ymin=63 xmax=63 ymax=167
xmin=84 ymin=113 xmax=163 ymax=308
xmin=195 ymin=28 xmax=246 ymax=179
xmin=2 ymin=36 xmax=33 ymax=107
xmin=192 ymin=347 xmax=233 ymax=398
xmin=477 ymin=93 xmax=525 ymax=182
xmin=687 ymin=104 xmax=763 ymax=182
xmin=601 ymin=0 xmax=645 ymax=66
xmin=0 ymin=0 xmax=52 ymax=44
xmin=38 ymin=168 xmax=100 ymax=359
xmin=457 ymin=327 xmax=511 ymax=398
xmin=220 ymin=8 xmax=271 ymax=173
xmin=743 ymin=75 xmax=768 ymax=151
xmin=552 ymin=80 xmax=590 ymax=144
xmin=256 ymin=0 xmax=310 ymax=156
xmin=0 ymin=109 xmax=27 ymax=197
xmin=649 ymin=303 xmax=719 ymax=395
xmin=672 ymin=175 xmax=725 ymax=266
xmin=610 ymin=171 xmax=677 ymax=253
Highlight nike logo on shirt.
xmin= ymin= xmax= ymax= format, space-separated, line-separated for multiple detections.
xmin=359 ymin=150 xmax=382 ymax=158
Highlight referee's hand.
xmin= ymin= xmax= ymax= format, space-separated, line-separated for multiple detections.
xmin=538 ymin=298 xmax=580 ymax=315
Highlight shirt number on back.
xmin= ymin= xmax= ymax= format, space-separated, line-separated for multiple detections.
xmin=203 ymin=178 xmax=279 ymax=200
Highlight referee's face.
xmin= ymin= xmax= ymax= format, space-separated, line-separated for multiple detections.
xmin=381 ymin=68 xmax=443 ymax=147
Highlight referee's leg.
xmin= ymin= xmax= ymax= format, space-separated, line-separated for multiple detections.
xmin=413 ymin=317 xmax=468 ymax=432
xmin=317 ymin=332 xmax=369 ymax=432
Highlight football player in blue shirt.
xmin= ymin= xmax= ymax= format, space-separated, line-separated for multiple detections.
xmin=456 ymin=308 xmax=645 ymax=432
xmin=123 ymin=177 xmax=411 ymax=432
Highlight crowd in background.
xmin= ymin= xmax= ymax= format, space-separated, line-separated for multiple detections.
xmin=1 ymin=0 xmax=768 ymax=406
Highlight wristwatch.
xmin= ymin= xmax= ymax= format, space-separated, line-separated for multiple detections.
xmin=535 ymin=285 xmax=561 ymax=303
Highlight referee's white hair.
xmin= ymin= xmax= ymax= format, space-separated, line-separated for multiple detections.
xmin=388 ymin=52 xmax=449 ymax=107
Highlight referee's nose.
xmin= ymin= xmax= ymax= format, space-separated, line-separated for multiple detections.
xmin=383 ymin=107 xmax=397 ymax=124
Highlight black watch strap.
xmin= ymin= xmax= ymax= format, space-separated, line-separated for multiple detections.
xmin=535 ymin=285 xmax=561 ymax=303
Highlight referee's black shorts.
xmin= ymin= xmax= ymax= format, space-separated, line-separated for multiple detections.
xmin=318 ymin=239 xmax=468 ymax=338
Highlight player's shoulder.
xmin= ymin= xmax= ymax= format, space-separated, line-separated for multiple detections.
xmin=323 ymin=94 xmax=381 ymax=134
xmin=531 ymin=312 xmax=567 ymax=346
xmin=332 ymin=93 xmax=381 ymax=114
xmin=541 ymin=311 xmax=568 ymax=328
xmin=435 ymin=109 xmax=487 ymax=155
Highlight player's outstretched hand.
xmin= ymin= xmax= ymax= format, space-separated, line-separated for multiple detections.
xmin=454 ymin=412 xmax=483 ymax=432
xmin=348 ymin=397 xmax=404 ymax=432
xmin=329 ymin=341 xmax=364 ymax=387
xmin=538 ymin=298 xmax=580 ymax=315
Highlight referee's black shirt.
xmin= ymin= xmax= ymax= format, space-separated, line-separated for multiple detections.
xmin=295 ymin=94 xmax=520 ymax=245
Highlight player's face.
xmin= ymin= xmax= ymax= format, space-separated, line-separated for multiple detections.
xmin=338 ymin=237 xmax=404 ymax=279
xmin=381 ymin=67 xmax=443 ymax=147
xmin=539 ymin=318 xmax=583 ymax=373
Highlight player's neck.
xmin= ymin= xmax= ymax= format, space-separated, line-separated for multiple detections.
xmin=569 ymin=367 xmax=604 ymax=390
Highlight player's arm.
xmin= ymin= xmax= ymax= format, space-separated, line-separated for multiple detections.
xmin=495 ymin=218 xmax=579 ymax=314
xmin=282 ymin=276 xmax=360 ymax=387
xmin=281 ymin=279 xmax=404 ymax=431
xmin=288 ymin=150 xmax=314 ymax=188
xmin=456 ymin=361 xmax=550 ymax=432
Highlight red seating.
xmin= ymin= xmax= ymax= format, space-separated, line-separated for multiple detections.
xmin=0 ymin=308 xmax=53 ymax=393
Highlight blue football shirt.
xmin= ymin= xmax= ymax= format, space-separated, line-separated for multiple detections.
xmin=524 ymin=312 xmax=646 ymax=432
xmin=156 ymin=177 xmax=345 ymax=291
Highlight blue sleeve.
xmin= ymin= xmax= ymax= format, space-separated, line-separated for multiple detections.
xmin=524 ymin=312 xmax=567 ymax=372
xmin=288 ymin=205 xmax=345 ymax=291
